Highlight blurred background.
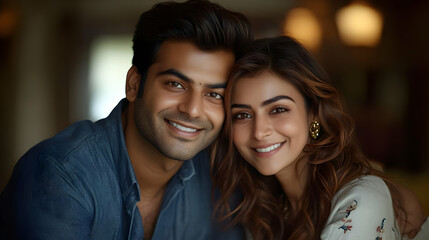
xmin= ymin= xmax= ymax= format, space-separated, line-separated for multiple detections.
xmin=0 ymin=0 xmax=428 ymax=213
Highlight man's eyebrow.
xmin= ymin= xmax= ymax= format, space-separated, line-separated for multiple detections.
xmin=206 ymin=82 xmax=226 ymax=89
xmin=231 ymin=103 xmax=251 ymax=109
xmin=157 ymin=68 xmax=226 ymax=89
xmin=262 ymin=95 xmax=295 ymax=106
xmin=158 ymin=68 xmax=193 ymax=83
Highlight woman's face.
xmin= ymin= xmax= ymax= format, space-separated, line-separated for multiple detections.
xmin=231 ymin=71 xmax=310 ymax=176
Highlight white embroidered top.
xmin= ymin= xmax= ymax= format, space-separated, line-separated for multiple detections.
xmin=321 ymin=175 xmax=429 ymax=240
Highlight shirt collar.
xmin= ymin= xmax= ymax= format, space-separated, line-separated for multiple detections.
xmin=99 ymin=99 xmax=139 ymax=205
xmin=177 ymin=158 xmax=195 ymax=183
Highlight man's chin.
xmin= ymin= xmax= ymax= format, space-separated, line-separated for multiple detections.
xmin=167 ymin=154 xmax=196 ymax=162
xmin=163 ymin=152 xmax=197 ymax=161
xmin=158 ymin=146 xmax=200 ymax=161
xmin=154 ymin=137 xmax=214 ymax=161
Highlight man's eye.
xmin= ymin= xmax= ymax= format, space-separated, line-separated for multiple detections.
xmin=207 ymin=92 xmax=223 ymax=99
xmin=271 ymin=107 xmax=288 ymax=114
xmin=167 ymin=82 xmax=184 ymax=89
xmin=233 ymin=112 xmax=252 ymax=120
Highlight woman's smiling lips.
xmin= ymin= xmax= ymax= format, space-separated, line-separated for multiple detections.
xmin=251 ymin=142 xmax=285 ymax=157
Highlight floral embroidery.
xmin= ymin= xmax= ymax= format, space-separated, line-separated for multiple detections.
xmin=339 ymin=219 xmax=353 ymax=233
xmin=338 ymin=200 xmax=357 ymax=234
xmin=345 ymin=200 xmax=357 ymax=217
xmin=375 ymin=218 xmax=386 ymax=240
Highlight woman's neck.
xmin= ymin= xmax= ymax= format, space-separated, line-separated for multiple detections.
xmin=275 ymin=158 xmax=309 ymax=213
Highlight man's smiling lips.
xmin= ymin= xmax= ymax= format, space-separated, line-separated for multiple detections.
xmin=166 ymin=120 xmax=202 ymax=137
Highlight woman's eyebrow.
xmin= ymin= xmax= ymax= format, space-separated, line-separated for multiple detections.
xmin=261 ymin=95 xmax=295 ymax=106
xmin=231 ymin=95 xmax=295 ymax=109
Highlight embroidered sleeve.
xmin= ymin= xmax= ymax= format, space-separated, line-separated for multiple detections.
xmin=320 ymin=176 xmax=401 ymax=240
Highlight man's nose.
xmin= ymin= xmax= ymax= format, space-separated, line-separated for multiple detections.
xmin=178 ymin=91 xmax=204 ymax=118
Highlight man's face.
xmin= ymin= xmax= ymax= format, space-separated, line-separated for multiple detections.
xmin=134 ymin=40 xmax=234 ymax=161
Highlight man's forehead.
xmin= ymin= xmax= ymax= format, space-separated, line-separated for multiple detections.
xmin=151 ymin=41 xmax=234 ymax=86
xmin=156 ymin=67 xmax=227 ymax=88
xmin=154 ymin=40 xmax=234 ymax=63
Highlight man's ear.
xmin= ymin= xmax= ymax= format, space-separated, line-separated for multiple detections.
xmin=126 ymin=66 xmax=141 ymax=102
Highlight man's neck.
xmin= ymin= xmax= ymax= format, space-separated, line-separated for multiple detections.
xmin=122 ymin=105 xmax=183 ymax=194
xmin=122 ymin=104 xmax=184 ymax=239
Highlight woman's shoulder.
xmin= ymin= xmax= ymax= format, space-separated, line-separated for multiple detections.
xmin=321 ymin=175 xmax=400 ymax=239
xmin=334 ymin=175 xmax=391 ymax=203
xmin=342 ymin=175 xmax=387 ymax=188
xmin=326 ymin=175 xmax=429 ymax=239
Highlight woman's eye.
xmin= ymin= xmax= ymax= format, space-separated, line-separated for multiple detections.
xmin=271 ymin=107 xmax=288 ymax=114
xmin=233 ymin=112 xmax=252 ymax=120
xmin=206 ymin=92 xmax=223 ymax=99
xmin=167 ymin=82 xmax=184 ymax=89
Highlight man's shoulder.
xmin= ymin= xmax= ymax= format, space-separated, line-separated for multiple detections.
xmin=4 ymin=118 xmax=122 ymax=202
xmin=35 ymin=120 xmax=97 ymax=151
xmin=28 ymin=120 xmax=104 ymax=162
xmin=0 ymin=118 xmax=126 ymax=240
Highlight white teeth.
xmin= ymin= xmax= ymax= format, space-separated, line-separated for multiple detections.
xmin=255 ymin=143 xmax=282 ymax=153
xmin=169 ymin=121 xmax=197 ymax=133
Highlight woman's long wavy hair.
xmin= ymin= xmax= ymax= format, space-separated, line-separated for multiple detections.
xmin=211 ymin=36 xmax=403 ymax=239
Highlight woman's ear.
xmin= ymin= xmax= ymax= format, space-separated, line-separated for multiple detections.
xmin=126 ymin=65 xmax=141 ymax=102
xmin=307 ymin=112 xmax=315 ymax=126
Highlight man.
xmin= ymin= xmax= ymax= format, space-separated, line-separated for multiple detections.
xmin=0 ymin=0 xmax=253 ymax=239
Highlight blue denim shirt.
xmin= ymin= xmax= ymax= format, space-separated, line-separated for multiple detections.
xmin=0 ymin=99 xmax=244 ymax=240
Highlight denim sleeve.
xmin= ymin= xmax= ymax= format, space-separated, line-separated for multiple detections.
xmin=1 ymin=152 xmax=93 ymax=240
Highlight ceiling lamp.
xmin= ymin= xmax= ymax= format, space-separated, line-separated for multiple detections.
xmin=283 ymin=8 xmax=322 ymax=51
xmin=336 ymin=2 xmax=383 ymax=47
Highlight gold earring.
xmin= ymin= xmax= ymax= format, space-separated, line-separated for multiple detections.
xmin=309 ymin=121 xmax=320 ymax=140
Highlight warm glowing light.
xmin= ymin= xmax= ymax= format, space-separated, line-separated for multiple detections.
xmin=0 ymin=8 xmax=18 ymax=37
xmin=336 ymin=2 xmax=383 ymax=47
xmin=283 ymin=8 xmax=322 ymax=51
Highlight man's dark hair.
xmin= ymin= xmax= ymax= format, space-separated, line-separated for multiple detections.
xmin=132 ymin=0 xmax=253 ymax=95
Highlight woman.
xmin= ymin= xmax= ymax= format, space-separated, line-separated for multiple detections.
xmin=212 ymin=36 xmax=428 ymax=239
